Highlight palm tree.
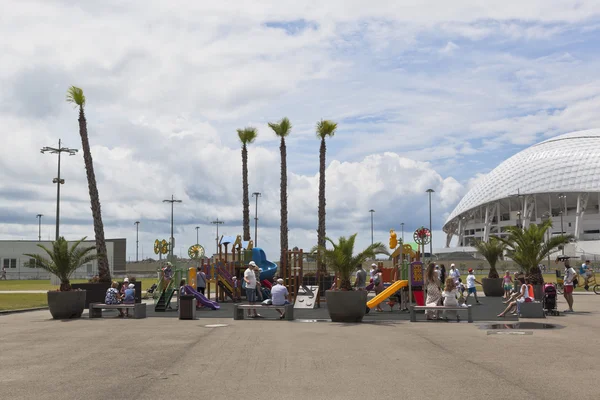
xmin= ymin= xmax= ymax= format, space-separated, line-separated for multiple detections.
xmin=311 ymin=234 xmax=389 ymax=291
xmin=316 ymin=119 xmax=337 ymax=274
xmin=24 ymin=237 xmax=98 ymax=291
xmin=473 ymin=237 xmax=505 ymax=278
xmin=66 ymin=86 xmax=110 ymax=282
xmin=237 ymin=127 xmax=258 ymax=242
xmin=268 ymin=117 xmax=292 ymax=266
xmin=498 ymin=220 xmax=572 ymax=284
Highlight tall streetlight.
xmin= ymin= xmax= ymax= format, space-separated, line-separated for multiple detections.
xmin=400 ymin=222 xmax=405 ymax=243
xmin=36 ymin=214 xmax=43 ymax=241
xmin=134 ymin=221 xmax=140 ymax=262
xmin=559 ymin=210 xmax=565 ymax=255
xmin=252 ymin=192 xmax=261 ymax=245
xmin=41 ymin=139 xmax=78 ymax=240
xmin=211 ymin=218 xmax=224 ymax=254
xmin=163 ymin=195 xmax=182 ymax=260
xmin=426 ymin=189 xmax=435 ymax=258
xmin=542 ymin=211 xmax=552 ymax=263
xmin=369 ymin=209 xmax=375 ymax=245
xmin=195 ymin=226 xmax=200 ymax=245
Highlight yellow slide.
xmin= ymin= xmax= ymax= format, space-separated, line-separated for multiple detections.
xmin=366 ymin=280 xmax=408 ymax=309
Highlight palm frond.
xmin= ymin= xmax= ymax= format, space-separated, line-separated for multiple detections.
xmin=66 ymin=86 xmax=85 ymax=108
xmin=268 ymin=117 xmax=292 ymax=138
xmin=237 ymin=127 xmax=258 ymax=144
xmin=316 ymin=119 xmax=338 ymax=139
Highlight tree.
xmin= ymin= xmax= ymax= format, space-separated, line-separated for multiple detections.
xmin=316 ymin=119 xmax=337 ymax=274
xmin=66 ymin=86 xmax=111 ymax=282
xmin=24 ymin=237 xmax=98 ymax=291
xmin=311 ymin=234 xmax=389 ymax=291
xmin=498 ymin=220 xmax=572 ymax=284
xmin=473 ymin=237 xmax=506 ymax=279
xmin=268 ymin=117 xmax=292 ymax=267
xmin=237 ymin=127 xmax=258 ymax=242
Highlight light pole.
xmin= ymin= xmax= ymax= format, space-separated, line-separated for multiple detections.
xmin=211 ymin=218 xmax=224 ymax=254
xmin=426 ymin=189 xmax=435 ymax=258
xmin=400 ymin=222 xmax=404 ymax=243
xmin=195 ymin=226 xmax=200 ymax=245
xmin=252 ymin=192 xmax=261 ymax=245
xmin=41 ymin=139 xmax=78 ymax=240
xmin=559 ymin=210 xmax=564 ymax=255
xmin=134 ymin=221 xmax=140 ymax=262
xmin=369 ymin=209 xmax=375 ymax=245
xmin=36 ymin=214 xmax=43 ymax=241
xmin=163 ymin=195 xmax=182 ymax=260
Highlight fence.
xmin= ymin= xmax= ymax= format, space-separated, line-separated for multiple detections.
xmin=0 ymin=256 xmax=116 ymax=280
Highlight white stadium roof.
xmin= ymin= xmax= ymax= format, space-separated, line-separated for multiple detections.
xmin=445 ymin=129 xmax=600 ymax=225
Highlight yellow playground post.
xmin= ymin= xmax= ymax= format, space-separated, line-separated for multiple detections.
xmin=188 ymin=267 xmax=197 ymax=290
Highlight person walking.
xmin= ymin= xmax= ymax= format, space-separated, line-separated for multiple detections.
xmin=464 ymin=268 xmax=482 ymax=305
xmin=196 ymin=266 xmax=207 ymax=295
xmin=354 ymin=264 xmax=367 ymax=290
xmin=373 ymin=265 xmax=385 ymax=312
xmin=563 ymin=260 xmax=576 ymax=312
xmin=425 ymin=263 xmax=442 ymax=320
xmin=439 ymin=264 xmax=447 ymax=285
xmin=244 ymin=261 xmax=260 ymax=318
xmin=448 ymin=264 xmax=460 ymax=284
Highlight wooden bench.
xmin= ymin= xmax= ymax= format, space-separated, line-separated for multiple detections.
xmin=89 ymin=303 xmax=147 ymax=319
xmin=410 ymin=305 xmax=472 ymax=323
xmin=233 ymin=304 xmax=294 ymax=320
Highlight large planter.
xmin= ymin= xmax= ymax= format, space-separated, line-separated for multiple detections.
xmin=47 ymin=290 xmax=86 ymax=319
xmin=325 ymin=290 xmax=368 ymax=323
xmin=532 ymin=284 xmax=544 ymax=301
xmin=481 ymin=278 xmax=504 ymax=297
xmin=71 ymin=282 xmax=111 ymax=308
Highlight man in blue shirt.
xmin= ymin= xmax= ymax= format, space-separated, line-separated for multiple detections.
xmin=580 ymin=260 xmax=591 ymax=290
xmin=271 ymin=278 xmax=289 ymax=320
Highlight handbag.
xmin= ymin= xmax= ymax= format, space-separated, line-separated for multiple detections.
xmin=242 ymin=280 xmax=247 ymax=289
xmin=374 ymin=277 xmax=381 ymax=286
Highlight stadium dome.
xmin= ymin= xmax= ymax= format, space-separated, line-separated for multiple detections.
xmin=443 ymin=129 xmax=600 ymax=251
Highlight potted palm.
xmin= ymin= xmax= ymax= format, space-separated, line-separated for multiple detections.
xmin=312 ymin=234 xmax=389 ymax=322
xmin=473 ymin=237 xmax=506 ymax=297
xmin=24 ymin=237 xmax=98 ymax=319
xmin=498 ymin=220 xmax=571 ymax=299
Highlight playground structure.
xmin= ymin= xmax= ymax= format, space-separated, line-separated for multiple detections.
xmin=153 ymin=239 xmax=169 ymax=260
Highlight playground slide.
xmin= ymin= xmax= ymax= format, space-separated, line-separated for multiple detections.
xmin=252 ymin=247 xmax=278 ymax=281
xmin=261 ymin=279 xmax=272 ymax=289
xmin=184 ymin=285 xmax=220 ymax=310
xmin=366 ymin=280 xmax=408 ymax=309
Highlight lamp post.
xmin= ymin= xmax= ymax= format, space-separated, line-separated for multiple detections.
xmin=559 ymin=210 xmax=564 ymax=255
xmin=41 ymin=139 xmax=78 ymax=240
xmin=369 ymin=209 xmax=375 ymax=245
xmin=163 ymin=195 xmax=182 ymax=260
xmin=36 ymin=214 xmax=43 ymax=241
xmin=400 ymin=222 xmax=404 ymax=243
xmin=195 ymin=226 xmax=200 ymax=245
xmin=134 ymin=221 xmax=140 ymax=262
xmin=542 ymin=211 xmax=551 ymax=263
xmin=252 ymin=192 xmax=261 ymax=246
xmin=426 ymin=189 xmax=435 ymax=258
xmin=211 ymin=218 xmax=224 ymax=254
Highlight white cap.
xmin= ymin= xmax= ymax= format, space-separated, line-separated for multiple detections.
xmin=371 ymin=263 xmax=377 ymax=267
xmin=450 ymin=263 xmax=455 ymax=267
xmin=249 ymin=261 xmax=257 ymax=267
xmin=123 ymin=278 xmax=129 ymax=283
xmin=128 ymin=284 xmax=135 ymax=289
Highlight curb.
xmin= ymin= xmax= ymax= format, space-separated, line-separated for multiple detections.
xmin=0 ymin=307 xmax=49 ymax=315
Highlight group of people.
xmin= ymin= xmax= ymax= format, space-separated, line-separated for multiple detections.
xmin=243 ymin=261 xmax=290 ymax=319
xmin=104 ymin=277 xmax=136 ymax=317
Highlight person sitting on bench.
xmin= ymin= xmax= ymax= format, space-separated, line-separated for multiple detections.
xmin=271 ymin=278 xmax=290 ymax=320
xmin=497 ymin=278 xmax=531 ymax=317
xmin=123 ymin=284 xmax=135 ymax=317
xmin=105 ymin=281 xmax=124 ymax=318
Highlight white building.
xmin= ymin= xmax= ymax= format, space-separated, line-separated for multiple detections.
xmin=443 ymin=129 xmax=600 ymax=259
xmin=0 ymin=238 xmax=126 ymax=279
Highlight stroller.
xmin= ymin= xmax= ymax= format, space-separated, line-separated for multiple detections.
xmin=144 ymin=283 xmax=158 ymax=299
xmin=543 ymin=283 xmax=559 ymax=316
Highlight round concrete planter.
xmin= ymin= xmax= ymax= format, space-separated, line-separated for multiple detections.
xmin=47 ymin=290 xmax=86 ymax=319
xmin=325 ymin=290 xmax=368 ymax=323
xmin=481 ymin=278 xmax=504 ymax=297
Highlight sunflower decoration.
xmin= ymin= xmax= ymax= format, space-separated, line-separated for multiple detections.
xmin=188 ymin=244 xmax=205 ymax=259
xmin=160 ymin=239 xmax=169 ymax=255
xmin=154 ymin=239 xmax=161 ymax=255
xmin=413 ymin=226 xmax=431 ymax=245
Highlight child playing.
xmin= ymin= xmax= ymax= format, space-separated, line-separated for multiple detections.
xmin=457 ymin=278 xmax=466 ymax=297
xmin=123 ymin=283 xmax=135 ymax=317
xmin=503 ymin=271 xmax=513 ymax=299
xmin=465 ymin=268 xmax=482 ymax=305
xmin=442 ymin=278 xmax=460 ymax=322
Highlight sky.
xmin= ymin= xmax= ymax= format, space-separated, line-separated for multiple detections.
xmin=2 ymin=1 xmax=600 ymax=262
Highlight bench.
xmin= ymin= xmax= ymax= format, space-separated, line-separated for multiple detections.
xmin=410 ymin=305 xmax=473 ymax=323
xmin=519 ymin=301 xmax=545 ymax=318
xmin=89 ymin=303 xmax=147 ymax=319
xmin=233 ymin=304 xmax=294 ymax=320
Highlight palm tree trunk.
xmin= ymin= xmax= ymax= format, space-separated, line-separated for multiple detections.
xmin=241 ymin=144 xmax=250 ymax=241
xmin=317 ymin=137 xmax=326 ymax=273
xmin=78 ymin=107 xmax=111 ymax=282
xmin=280 ymin=137 xmax=288 ymax=267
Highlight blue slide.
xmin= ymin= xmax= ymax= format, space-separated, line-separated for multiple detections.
xmin=252 ymin=247 xmax=278 ymax=281
xmin=183 ymin=286 xmax=220 ymax=310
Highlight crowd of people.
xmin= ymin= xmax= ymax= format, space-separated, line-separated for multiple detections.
xmin=104 ymin=277 xmax=136 ymax=317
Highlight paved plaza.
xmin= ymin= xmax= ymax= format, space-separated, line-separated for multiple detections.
xmin=1 ymin=293 xmax=598 ymax=400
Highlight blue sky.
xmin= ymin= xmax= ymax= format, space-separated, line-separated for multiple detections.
xmin=1 ymin=1 xmax=600 ymax=261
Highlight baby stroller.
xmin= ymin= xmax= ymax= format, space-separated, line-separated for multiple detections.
xmin=543 ymin=283 xmax=558 ymax=316
xmin=144 ymin=283 xmax=158 ymax=299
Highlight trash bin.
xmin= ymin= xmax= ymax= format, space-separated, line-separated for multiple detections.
xmin=179 ymin=295 xmax=196 ymax=320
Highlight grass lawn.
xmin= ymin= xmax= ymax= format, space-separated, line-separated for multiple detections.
xmin=0 ymin=293 xmax=48 ymax=311
xmin=0 ymin=278 xmax=157 ymax=292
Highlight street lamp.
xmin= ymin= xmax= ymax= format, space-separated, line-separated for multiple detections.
xmin=163 ymin=195 xmax=182 ymax=260
xmin=559 ymin=210 xmax=565 ymax=255
xmin=211 ymin=218 xmax=224 ymax=254
xmin=542 ymin=211 xmax=551 ymax=263
xmin=36 ymin=214 xmax=43 ymax=241
xmin=195 ymin=226 xmax=200 ymax=245
xmin=134 ymin=221 xmax=140 ymax=262
xmin=516 ymin=211 xmax=522 ymax=229
xmin=369 ymin=209 xmax=375 ymax=245
xmin=400 ymin=222 xmax=405 ymax=243
xmin=41 ymin=139 xmax=78 ymax=240
xmin=426 ymin=189 xmax=435 ymax=258
xmin=252 ymin=192 xmax=261 ymax=245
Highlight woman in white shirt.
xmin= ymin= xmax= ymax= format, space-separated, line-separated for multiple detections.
xmin=497 ymin=278 xmax=532 ymax=317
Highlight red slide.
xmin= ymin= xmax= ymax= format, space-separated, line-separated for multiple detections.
xmin=261 ymin=279 xmax=272 ymax=289
xmin=413 ymin=290 xmax=425 ymax=306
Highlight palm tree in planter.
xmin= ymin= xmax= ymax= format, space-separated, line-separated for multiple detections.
xmin=66 ymin=86 xmax=110 ymax=282
xmin=473 ymin=237 xmax=506 ymax=296
xmin=237 ymin=127 xmax=258 ymax=242
xmin=24 ymin=237 xmax=98 ymax=319
xmin=312 ymin=234 xmax=389 ymax=322
xmin=498 ymin=220 xmax=572 ymax=298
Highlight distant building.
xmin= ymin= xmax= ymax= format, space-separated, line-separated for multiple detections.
xmin=0 ymin=238 xmax=126 ymax=279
